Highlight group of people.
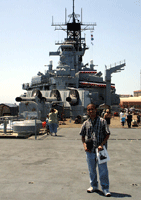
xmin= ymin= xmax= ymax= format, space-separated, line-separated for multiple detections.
xmin=120 ymin=110 xmax=132 ymax=128
xmin=102 ymin=108 xmax=141 ymax=128
xmin=120 ymin=110 xmax=141 ymax=128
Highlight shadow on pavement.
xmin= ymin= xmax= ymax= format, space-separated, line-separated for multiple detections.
xmin=111 ymin=192 xmax=132 ymax=198
xmin=94 ymin=190 xmax=132 ymax=198
xmin=38 ymin=134 xmax=64 ymax=140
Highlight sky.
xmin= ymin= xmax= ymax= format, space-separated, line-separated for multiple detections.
xmin=0 ymin=0 xmax=141 ymax=104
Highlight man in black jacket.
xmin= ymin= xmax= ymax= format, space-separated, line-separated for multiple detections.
xmin=127 ymin=112 xmax=132 ymax=128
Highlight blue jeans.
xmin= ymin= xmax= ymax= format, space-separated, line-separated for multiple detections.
xmin=86 ymin=152 xmax=109 ymax=190
xmin=49 ymin=123 xmax=58 ymax=134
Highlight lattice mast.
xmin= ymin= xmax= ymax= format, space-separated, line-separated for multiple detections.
xmin=51 ymin=0 xmax=96 ymax=50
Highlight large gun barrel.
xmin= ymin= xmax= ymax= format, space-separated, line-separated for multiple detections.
xmin=66 ymin=97 xmax=78 ymax=104
xmin=45 ymin=97 xmax=57 ymax=102
xmin=16 ymin=89 xmax=43 ymax=102
xmin=66 ymin=89 xmax=79 ymax=106
xmin=16 ymin=96 xmax=60 ymax=103
xmin=15 ymin=97 xmax=36 ymax=102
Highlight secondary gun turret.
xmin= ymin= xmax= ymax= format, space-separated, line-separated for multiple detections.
xmin=15 ymin=89 xmax=43 ymax=102
xmin=66 ymin=89 xmax=79 ymax=106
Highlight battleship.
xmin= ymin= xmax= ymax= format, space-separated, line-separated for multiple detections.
xmin=16 ymin=0 xmax=125 ymax=121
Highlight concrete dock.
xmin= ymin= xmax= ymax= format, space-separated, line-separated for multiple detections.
xmin=0 ymin=127 xmax=141 ymax=199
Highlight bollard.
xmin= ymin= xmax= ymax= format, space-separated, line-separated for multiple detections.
xmin=9 ymin=119 xmax=12 ymax=132
xmin=35 ymin=119 xmax=37 ymax=140
xmin=4 ymin=118 xmax=7 ymax=134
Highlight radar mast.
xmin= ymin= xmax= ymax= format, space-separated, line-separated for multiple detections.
xmin=52 ymin=0 xmax=97 ymax=50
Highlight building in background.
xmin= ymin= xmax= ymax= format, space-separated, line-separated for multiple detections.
xmin=120 ymin=96 xmax=141 ymax=110
xmin=0 ymin=103 xmax=18 ymax=117
xmin=119 ymin=94 xmax=133 ymax=98
xmin=134 ymin=90 xmax=141 ymax=97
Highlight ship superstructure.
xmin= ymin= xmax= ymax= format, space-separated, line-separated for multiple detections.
xmin=16 ymin=0 xmax=125 ymax=120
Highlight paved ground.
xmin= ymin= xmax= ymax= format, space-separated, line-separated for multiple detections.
xmin=0 ymin=127 xmax=141 ymax=200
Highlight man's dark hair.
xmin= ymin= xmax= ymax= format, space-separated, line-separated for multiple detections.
xmin=50 ymin=108 xmax=55 ymax=112
xmin=87 ymin=103 xmax=99 ymax=109
xmin=87 ymin=103 xmax=96 ymax=109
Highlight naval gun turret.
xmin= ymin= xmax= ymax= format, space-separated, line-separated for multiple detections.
xmin=16 ymin=0 xmax=125 ymax=120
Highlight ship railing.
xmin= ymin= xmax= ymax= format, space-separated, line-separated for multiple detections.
xmin=0 ymin=116 xmax=41 ymax=139
xmin=0 ymin=116 xmax=19 ymax=134
xmin=52 ymin=22 xmax=66 ymax=26
xmin=82 ymin=22 xmax=97 ymax=26
xmin=106 ymin=60 xmax=126 ymax=69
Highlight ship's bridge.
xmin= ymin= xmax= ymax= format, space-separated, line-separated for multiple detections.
xmin=60 ymin=44 xmax=74 ymax=51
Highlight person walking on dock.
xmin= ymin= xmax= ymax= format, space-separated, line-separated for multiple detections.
xmin=79 ymin=103 xmax=111 ymax=197
xmin=104 ymin=109 xmax=111 ymax=130
xmin=120 ymin=110 xmax=126 ymax=128
xmin=137 ymin=113 xmax=140 ymax=125
xmin=48 ymin=108 xmax=58 ymax=136
xmin=126 ymin=112 xmax=132 ymax=128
